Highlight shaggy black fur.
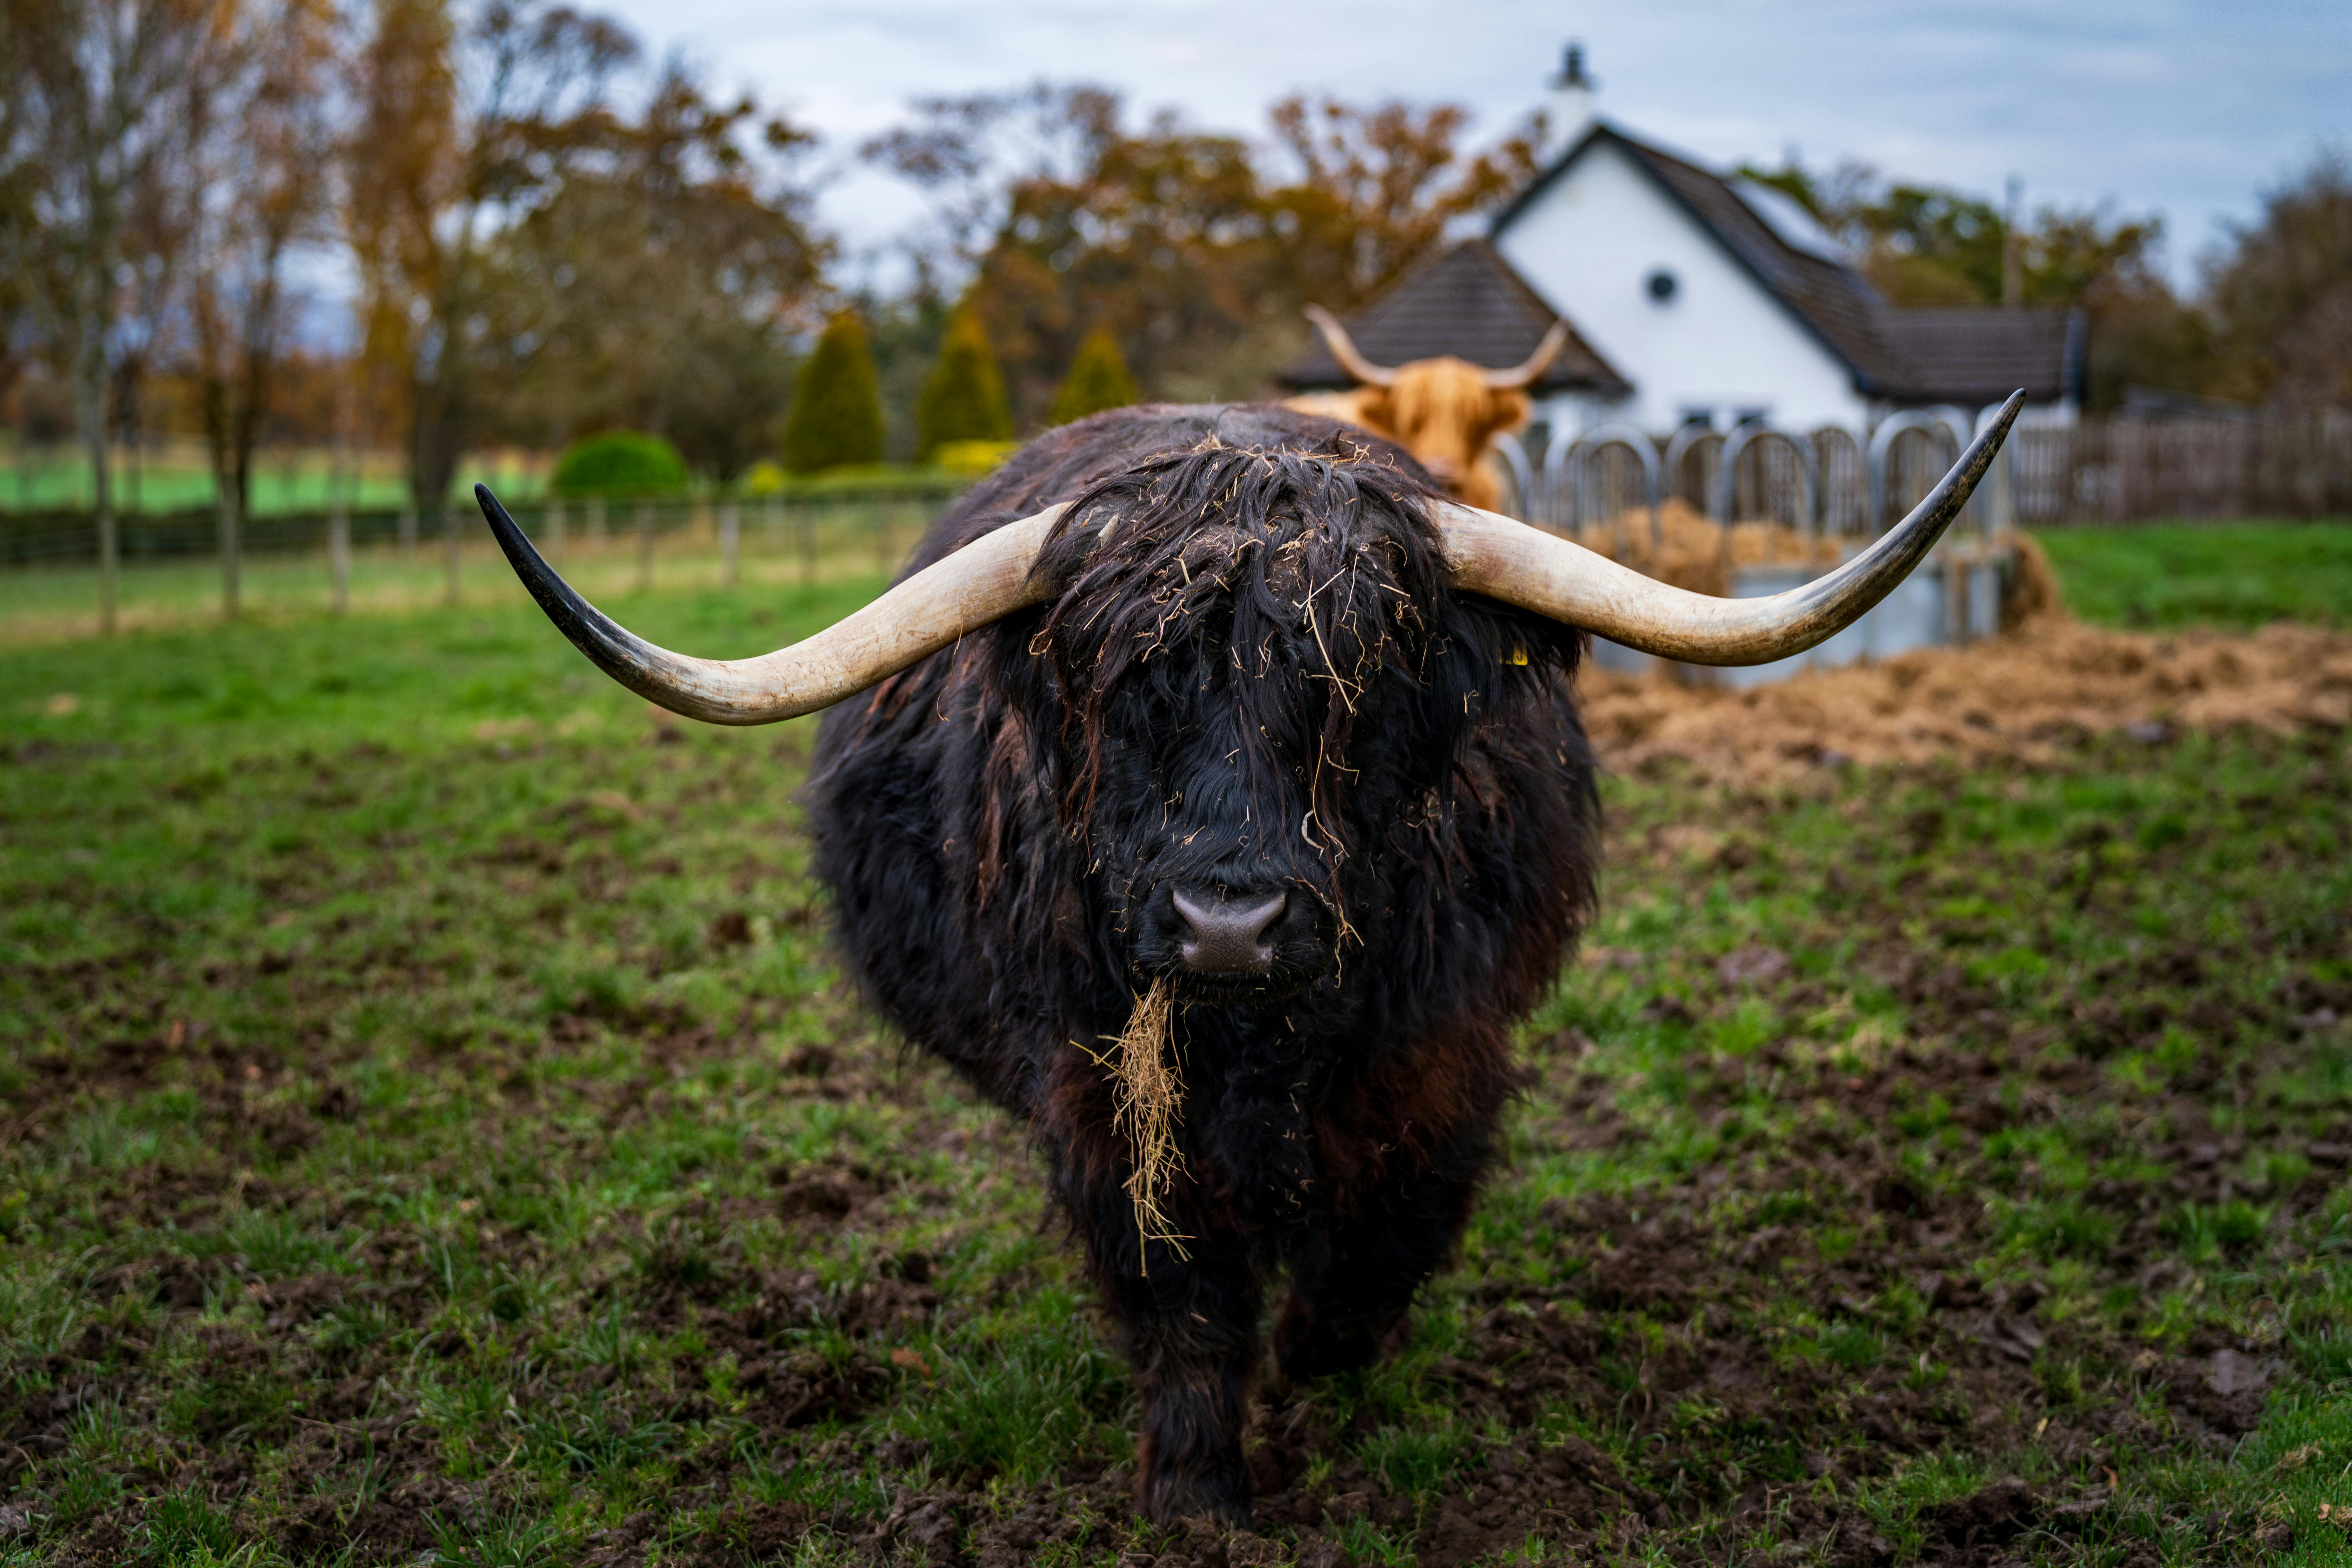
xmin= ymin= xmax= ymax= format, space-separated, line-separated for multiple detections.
xmin=809 ymin=404 xmax=1599 ymax=1524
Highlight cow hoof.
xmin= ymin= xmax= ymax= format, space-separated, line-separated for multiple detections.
xmin=1275 ymin=1326 xmax=1382 ymax=1384
xmin=1140 ymin=1469 xmax=1252 ymax=1529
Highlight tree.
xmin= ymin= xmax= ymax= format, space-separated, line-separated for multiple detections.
xmin=490 ymin=61 xmax=827 ymax=483
xmin=187 ymin=0 xmax=341 ymax=617
xmin=1263 ymin=95 xmax=1545 ymax=309
xmin=2205 ymin=151 xmax=2352 ymax=407
xmin=915 ymin=304 xmax=1011 ymax=455
xmin=345 ymin=0 xmax=634 ymax=513
xmin=781 ymin=310 xmax=885 ymax=472
xmin=3 ymin=0 xmax=212 ymax=629
xmin=1739 ymin=154 xmax=2189 ymax=408
xmin=1047 ymin=326 xmax=1137 ymax=426
xmin=867 ymin=86 xmax=1542 ymax=422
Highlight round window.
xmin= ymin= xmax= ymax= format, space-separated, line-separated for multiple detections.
xmin=1645 ymin=268 xmax=1679 ymax=303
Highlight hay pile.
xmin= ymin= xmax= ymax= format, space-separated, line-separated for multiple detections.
xmin=1581 ymin=613 xmax=2352 ymax=780
xmin=1570 ymin=500 xmax=1848 ymax=597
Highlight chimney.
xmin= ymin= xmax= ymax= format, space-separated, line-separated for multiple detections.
xmin=1548 ymin=42 xmax=1597 ymax=153
xmin=2001 ymin=174 xmax=2024 ymax=307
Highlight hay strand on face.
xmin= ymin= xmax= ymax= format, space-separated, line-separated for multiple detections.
xmin=1102 ymin=977 xmax=1188 ymax=1271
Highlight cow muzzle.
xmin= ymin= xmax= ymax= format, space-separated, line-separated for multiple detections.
xmin=1140 ymin=882 xmax=1329 ymax=1000
xmin=1172 ymin=887 xmax=1287 ymax=975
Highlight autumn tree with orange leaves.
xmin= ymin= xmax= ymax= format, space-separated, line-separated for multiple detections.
xmin=866 ymin=86 xmax=1544 ymax=428
xmin=187 ymin=0 xmax=343 ymax=615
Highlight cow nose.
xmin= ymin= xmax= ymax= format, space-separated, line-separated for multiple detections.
xmin=1171 ymin=887 xmax=1287 ymax=974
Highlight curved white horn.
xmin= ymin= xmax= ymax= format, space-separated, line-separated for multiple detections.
xmin=1438 ymin=391 xmax=2024 ymax=665
xmin=1304 ymin=305 xmax=1398 ymax=388
xmin=476 ymin=485 xmax=1064 ymax=725
xmin=1483 ymin=318 xmax=1572 ymax=389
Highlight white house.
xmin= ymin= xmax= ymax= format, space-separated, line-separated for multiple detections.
xmin=1286 ymin=45 xmax=2084 ymax=441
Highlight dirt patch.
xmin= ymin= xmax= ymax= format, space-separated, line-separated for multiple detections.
xmin=1581 ymin=614 xmax=2352 ymax=779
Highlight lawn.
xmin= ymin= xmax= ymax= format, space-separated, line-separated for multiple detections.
xmin=2035 ymin=522 xmax=2352 ymax=632
xmin=1 ymin=550 xmax=2351 ymax=1565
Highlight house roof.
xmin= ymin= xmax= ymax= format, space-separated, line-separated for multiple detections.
xmin=1875 ymin=307 xmax=2085 ymax=405
xmin=1491 ymin=122 xmax=2084 ymax=407
xmin=1279 ymin=238 xmax=1632 ymax=397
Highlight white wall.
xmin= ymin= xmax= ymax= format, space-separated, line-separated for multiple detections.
xmin=1497 ymin=140 xmax=1873 ymax=437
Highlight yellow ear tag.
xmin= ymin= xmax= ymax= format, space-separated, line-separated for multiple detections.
xmin=1509 ymin=643 xmax=1529 ymax=666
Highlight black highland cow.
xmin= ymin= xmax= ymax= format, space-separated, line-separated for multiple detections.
xmin=475 ymin=394 xmax=2019 ymax=1525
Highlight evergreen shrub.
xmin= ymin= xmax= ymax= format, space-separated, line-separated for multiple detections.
xmin=1047 ymin=327 xmax=1141 ymax=426
xmin=783 ymin=312 xmax=887 ymax=474
xmin=917 ymin=308 xmax=1014 ymax=458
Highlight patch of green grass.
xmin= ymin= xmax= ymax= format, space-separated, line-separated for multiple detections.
xmin=6 ymin=579 xmax=2352 ymax=1563
xmin=896 ymin=1314 xmax=1130 ymax=1486
xmin=2035 ymin=519 xmax=2352 ymax=631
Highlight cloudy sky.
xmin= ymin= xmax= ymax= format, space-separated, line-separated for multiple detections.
xmin=592 ymin=0 xmax=2349 ymax=292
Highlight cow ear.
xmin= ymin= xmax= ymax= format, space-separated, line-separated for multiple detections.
xmin=1483 ymin=389 xmax=1531 ymax=439
xmin=1355 ymin=387 xmax=1396 ymax=432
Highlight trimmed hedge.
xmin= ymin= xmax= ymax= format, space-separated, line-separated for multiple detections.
xmin=551 ymin=430 xmax=690 ymax=499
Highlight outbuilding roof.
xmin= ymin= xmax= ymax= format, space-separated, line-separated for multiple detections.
xmin=1490 ymin=122 xmax=2085 ymax=407
xmin=1279 ymin=238 xmax=1632 ymax=397
xmin=1874 ymin=307 xmax=2086 ymax=405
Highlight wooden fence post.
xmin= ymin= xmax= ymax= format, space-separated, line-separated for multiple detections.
xmin=97 ymin=498 xmax=118 ymax=636
xmin=719 ymin=500 xmax=740 ymax=588
xmin=220 ymin=491 xmax=242 ymax=621
xmin=547 ymin=494 xmax=567 ymax=570
xmin=798 ymin=502 xmax=816 ymax=587
xmin=398 ymin=499 xmax=417 ymax=558
xmin=587 ymin=494 xmax=607 ymax=548
xmin=328 ymin=495 xmax=350 ymax=614
xmin=635 ymin=501 xmax=654 ymax=593
xmin=444 ymin=502 xmax=463 ymax=605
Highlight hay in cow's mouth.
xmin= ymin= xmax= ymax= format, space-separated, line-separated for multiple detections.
xmin=1097 ymin=976 xmax=1191 ymax=1271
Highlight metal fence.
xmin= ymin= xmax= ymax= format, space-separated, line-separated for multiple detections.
xmin=1523 ymin=410 xmax=2352 ymax=534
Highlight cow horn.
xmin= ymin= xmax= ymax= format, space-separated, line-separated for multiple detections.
xmin=1304 ymin=305 xmax=1398 ymax=388
xmin=474 ymin=485 xmax=1065 ymax=725
xmin=1436 ymin=391 xmax=2024 ymax=665
xmin=1483 ymin=318 xmax=1572 ymax=389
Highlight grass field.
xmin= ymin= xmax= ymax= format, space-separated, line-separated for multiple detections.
xmin=2038 ymin=523 xmax=2352 ymax=632
xmin=0 ymin=444 xmax=541 ymax=517
xmin=2 ymin=538 xmax=2351 ymax=1565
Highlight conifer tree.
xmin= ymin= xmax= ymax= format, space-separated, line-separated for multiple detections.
xmin=782 ymin=311 xmax=887 ymax=473
xmin=916 ymin=307 xmax=1014 ymax=457
xmin=1047 ymin=327 xmax=1141 ymax=426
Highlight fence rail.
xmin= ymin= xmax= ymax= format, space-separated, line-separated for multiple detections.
xmin=0 ymin=487 xmax=977 ymax=640
xmin=0 ymin=485 xmax=971 ymax=568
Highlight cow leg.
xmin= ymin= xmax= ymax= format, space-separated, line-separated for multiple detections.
xmin=1077 ymin=1192 xmax=1261 ymax=1525
xmin=1275 ymin=1159 xmax=1480 ymax=1384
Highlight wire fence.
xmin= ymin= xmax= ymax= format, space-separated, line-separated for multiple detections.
xmin=0 ymin=487 xmax=969 ymax=642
